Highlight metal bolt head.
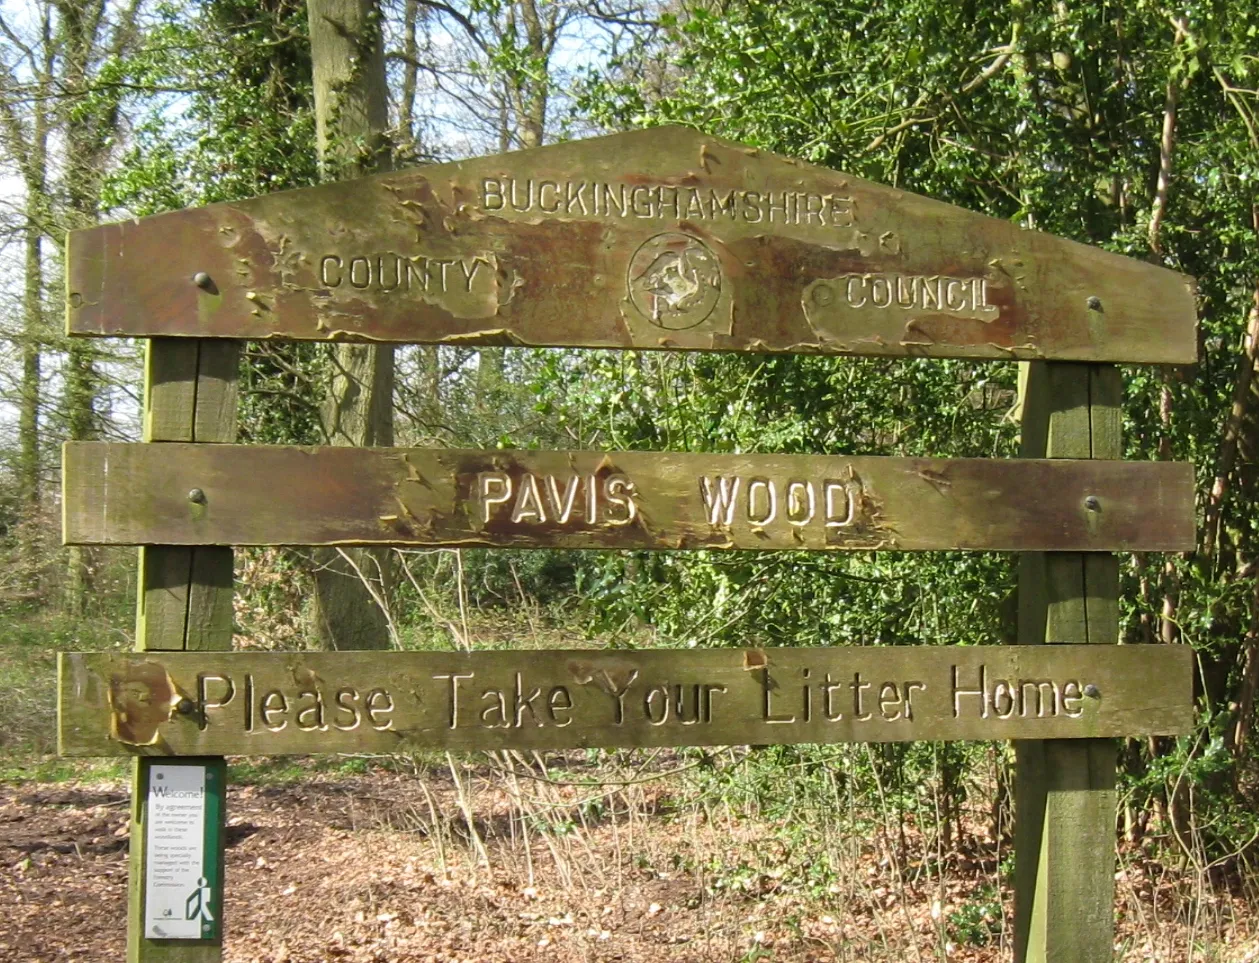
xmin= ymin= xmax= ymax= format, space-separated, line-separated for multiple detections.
xmin=1084 ymin=495 xmax=1101 ymax=512
xmin=1086 ymin=295 xmax=1103 ymax=311
xmin=1083 ymin=684 xmax=1101 ymax=698
xmin=176 ymin=698 xmax=196 ymax=715
xmin=188 ymin=488 xmax=207 ymax=505
xmin=193 ymin=272 xmax=212 ymax=290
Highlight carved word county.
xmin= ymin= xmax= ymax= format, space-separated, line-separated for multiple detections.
xmin=480 ymin=178 xmax=857 ymax=227
xmin=317 ymin=252 xmax=492 ymax=295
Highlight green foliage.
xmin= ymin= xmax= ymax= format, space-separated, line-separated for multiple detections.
xmin=103 ymin=0 xmax=318 ymax=215
xmin=0 ymin=757 xmax=129 ymax=785
xmin=573 ymin=0 xmax=1259 ymax=856
xmin=102 ymin=0 xmax=326 ymax=450
xmin=947 ymin=882 xmax=1003 ymax=946
xmin=0 ymin=613 xmax=126 ymax=759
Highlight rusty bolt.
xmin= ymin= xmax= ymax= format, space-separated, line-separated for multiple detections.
xmin=1084 ymin=495 xmax=1101 ymax=512
xmin=188 ymin=488 xmax=207 ymax=505
xmin=193 ymin=272 xmax=212 ymax=290
xmin=1084 ymin=684 xmax=1100 ymax=698
xmin=176 ymin=698 xmax=196 ymax=715
xmin=1086 ymin=295 xmax=1102 ymax=311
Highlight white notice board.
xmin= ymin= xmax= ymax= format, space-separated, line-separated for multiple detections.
xmin=144 ymin=762 xmax=220 ymax=939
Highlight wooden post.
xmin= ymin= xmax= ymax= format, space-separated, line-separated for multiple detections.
xmin=127 ymin=338 xmax=240 ymax=963
xmin=1014 ymin=361 xmax=1121 ymax=962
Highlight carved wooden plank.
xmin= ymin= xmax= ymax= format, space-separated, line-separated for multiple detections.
xmin=65 ymin=127 xmax=1197 ymax=364
xmin=62 ymin=443 xmax=1194 ymax=553
xmin=57 ymin=646 xmax=1192 ymax=757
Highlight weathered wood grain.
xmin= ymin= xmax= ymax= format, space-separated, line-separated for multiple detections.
xmin=57 ymin=645 xmax=1192 ymax=757
xmin=66 ymin=127 xmax=1197 ymax=364
xmin=132 ymin=340 xmax=240 ymax=654
xmin=61 ymin=443 xmax=1195 ymax=553
xmin=1014 ymin=361 xmax=1122 ymax=963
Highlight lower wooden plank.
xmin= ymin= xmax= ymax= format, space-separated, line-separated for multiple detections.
xmin=62 ymin=443 xmax=1195 ymax=552
xmin=59 ymin=646 xmax=1192 ymax=756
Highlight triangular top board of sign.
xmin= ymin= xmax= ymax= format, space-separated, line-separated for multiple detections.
xmin=67 ymin=126 xmax=1196 ymax=363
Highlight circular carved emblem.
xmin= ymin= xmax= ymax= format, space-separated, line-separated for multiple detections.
xmin=627 ymin=233 xmax=722 ymax=330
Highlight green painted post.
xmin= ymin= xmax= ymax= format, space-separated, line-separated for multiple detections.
xmin=126 ymin=338 xmax=239 ymax=963
xmin=1014 ymin=361 xmax=1122 ymax=962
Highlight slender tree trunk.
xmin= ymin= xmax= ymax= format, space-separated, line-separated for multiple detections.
xmin=17 ymin=66 xmax=48 ymax=535
xmin=307 ymin=0 xmax=396 ymax=649
xmin=1146 ymin=16 xmax=1185 ymax=260
xmin=58 ymin=0 xmax=110 ymax=615
xmin=418 ymin=345 xmax=442 ymax=441
xmin=1144 ymin=18 xmax=1191 ymax=840
xmin=1 ymin=3 xmax=54 ymax=598
xmin=18 ymin=216 xmax=44 ymax=572
xmin=1232 ymin=575 xmax=1259 ymax=761
xmin=1142 ymin=18 xmax=1190 ymax=649
xmin=399 ymin=0 xmax=420 ymax=159
xmin=1204 ymin=208 xmax=1259 ymax=564
xmin=515 ymin=0 xmax=547 ymax=148
xmin=63 ymin=344 xmax=99 ymax=615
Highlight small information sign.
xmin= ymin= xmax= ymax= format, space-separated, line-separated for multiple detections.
xmin=143 ymin=761 xmax=223 ymax=940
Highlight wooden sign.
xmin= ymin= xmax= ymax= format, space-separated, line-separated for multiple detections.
xmin=62 ymin=442 xmax=1195 ymax=552
xmin=141 ymin=760 xmax=224 ymax=940
xmin=58 ymin=646 xmax=1192 ymax=756
xmin=66 ymin=127 xmax=1196 ymax=364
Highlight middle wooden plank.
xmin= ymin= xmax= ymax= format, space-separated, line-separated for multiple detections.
xmin=64 ymin=443 xmax=1194 ymax=552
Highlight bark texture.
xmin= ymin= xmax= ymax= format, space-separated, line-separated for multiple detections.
xmin=306 ymin=0 xmax=396 ymax=649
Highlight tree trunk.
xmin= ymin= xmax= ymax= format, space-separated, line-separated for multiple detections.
xmin=18 ymin=202 xmax=45 ymax=594
xmin=63 ymin=344 xmax=98 ymax=615
xmin=56 ymin=0 xmax=114 ymax=616
xmin=1232 ymin=577 xmax=1259 ymax=760
xmin=1203 ymin=209 xmax=1259 ymax=564
xmin=515 ymin=0 xmax=547 ymax=148
xmin=307 ymin=0 xmax=396 ymax=649
xmin=19 ymin=225 xmax=41 ymax=515
xmin=398 ymin=0 xmax=421 ymax=160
